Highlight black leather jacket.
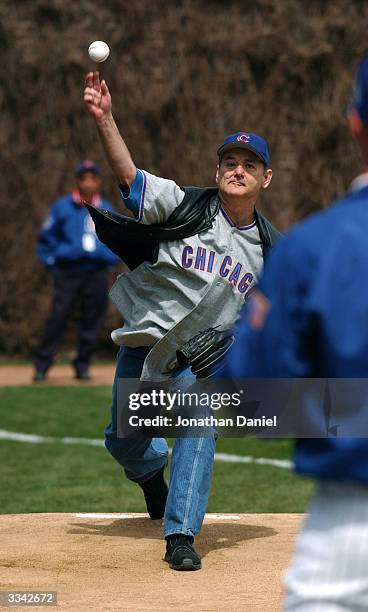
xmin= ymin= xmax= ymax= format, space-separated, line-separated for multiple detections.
xmin=85 ymin=186 xmax=282 ymax=270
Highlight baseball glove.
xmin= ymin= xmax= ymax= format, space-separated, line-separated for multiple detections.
xmin=176 ymin=327 xmax=235 ymax=379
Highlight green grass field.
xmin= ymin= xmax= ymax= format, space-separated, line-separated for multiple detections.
xmin=0 ymin=386 xmax=314 ymax=514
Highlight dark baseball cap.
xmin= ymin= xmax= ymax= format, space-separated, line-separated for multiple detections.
xmin=350 ymin=57 xmax=368 ymax=125
xmin=76 ymin=160 xmax=100 ymax=176
xmin=217 ymin=132 xmax=270 ymax=167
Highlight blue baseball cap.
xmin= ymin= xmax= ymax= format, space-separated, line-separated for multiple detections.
xmin=217 ymin=132 xmax=270 ymax=167
xmin=76 ymin=160 xmax=100 ymax=176
xmin=350 ymin=57 xmax=368 ymax=125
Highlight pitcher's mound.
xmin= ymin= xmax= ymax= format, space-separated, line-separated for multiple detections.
xmin=0 ymin=513 xmax=303 ymax=611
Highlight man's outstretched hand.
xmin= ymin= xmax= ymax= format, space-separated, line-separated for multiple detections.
xmin=83 ymin=70 xmax=136 ymax=187
xmin=84 ymin=71 xmax=111 ymax=123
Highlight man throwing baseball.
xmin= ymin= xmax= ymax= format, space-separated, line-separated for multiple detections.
xmin=83 ymin=71 xmax=280 ymax=570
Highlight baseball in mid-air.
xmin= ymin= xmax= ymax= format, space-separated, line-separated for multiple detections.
xmin=88 ymin=40 xmax=110 ymax=63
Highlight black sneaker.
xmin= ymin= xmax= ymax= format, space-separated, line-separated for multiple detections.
xmin=33 ymin=371 xmax=47 ymax=382
xmin=138 ymin=466 xmax=168 ymax=520
xmin=164 ymin=535 xmax=202 ymax=571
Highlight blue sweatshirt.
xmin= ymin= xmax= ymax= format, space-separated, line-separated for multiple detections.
xmin=225 ymin=177 xmax=368 ymax=483
xmin=37 ymin=191 xmax=120 ymax=271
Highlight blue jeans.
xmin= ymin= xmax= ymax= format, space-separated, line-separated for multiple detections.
xmin=105 ymin=346 xmax=217 ymax=537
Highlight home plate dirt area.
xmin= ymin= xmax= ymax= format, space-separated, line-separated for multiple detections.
xmin=0 ymin=513 xmax=303 ymax=611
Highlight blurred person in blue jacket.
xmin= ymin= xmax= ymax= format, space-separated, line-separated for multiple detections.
xmin=33 ymin=160 xmax=120 ymax=381
xmin=225 ymin=57 xmax=368 ymax=611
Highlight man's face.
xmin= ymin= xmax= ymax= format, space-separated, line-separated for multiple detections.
xmin=77 ymin=172 xmax=101 ymax=199
xmin=215 ymin=148 xmax=272 ymax=200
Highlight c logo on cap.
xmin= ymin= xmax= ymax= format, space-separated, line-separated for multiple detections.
xmin=237 ymin=134 xmax=250 ymax=142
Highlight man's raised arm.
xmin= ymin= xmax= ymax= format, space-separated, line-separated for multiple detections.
xmin=83 ymin=71 xmax=136 ymax=189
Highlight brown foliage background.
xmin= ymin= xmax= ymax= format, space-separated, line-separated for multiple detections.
xmin=0 ymin=0 xmax=367 ymax=357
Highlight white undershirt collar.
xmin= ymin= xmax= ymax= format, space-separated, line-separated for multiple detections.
xmin=350 ymin=172 xmax=368 ymax=193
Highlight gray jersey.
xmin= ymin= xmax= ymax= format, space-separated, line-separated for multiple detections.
xmin=110 ymin=169 xmax=263 ymax=376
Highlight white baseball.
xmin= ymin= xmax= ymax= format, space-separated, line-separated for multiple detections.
xmin=88 ymin=41 xmax=110 ymax=63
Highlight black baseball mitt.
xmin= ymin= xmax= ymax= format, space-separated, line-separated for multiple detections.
xmin=176 ymin=327 xmax=235 ymax=379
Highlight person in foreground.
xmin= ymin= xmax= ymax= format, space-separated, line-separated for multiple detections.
xmin=225 ymin=57 xmax=368 ymax=610
xmin=83 ymin=71 xmax=280 ymax=570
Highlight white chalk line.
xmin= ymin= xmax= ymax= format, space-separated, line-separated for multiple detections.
xmin=0 ymin=429 xmax=292 ymax=469
xmin=74 ymin=513 xmax=241 ymax=520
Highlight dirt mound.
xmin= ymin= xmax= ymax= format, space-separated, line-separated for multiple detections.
xmin=0 ymin=512 xmax=303 ymax=611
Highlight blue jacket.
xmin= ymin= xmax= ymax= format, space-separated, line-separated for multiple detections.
xmin=225 ymin=180 xmax=368 ymax=483
xmin=37 ymin=192 xmax=120 ymax=271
